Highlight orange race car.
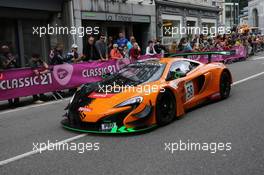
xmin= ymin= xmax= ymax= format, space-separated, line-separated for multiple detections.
xmin=61 ymin=51 xmax=233 ymax=133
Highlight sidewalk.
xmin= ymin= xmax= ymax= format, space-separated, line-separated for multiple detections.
xmin=0 ymin=90 xmax=71 ymax=111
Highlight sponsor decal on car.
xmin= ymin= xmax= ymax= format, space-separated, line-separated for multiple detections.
xmin=88 ymin=92 xmax=115 ymax=98
xmin=78 ymin=107 xmax=92 ymax=112
xmin=101 ymin=122 xmax=117 ymax=131
xmin=185 ymin=81 xmax=194 ymax=101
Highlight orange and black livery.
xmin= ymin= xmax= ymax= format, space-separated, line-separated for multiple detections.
xmin=62 ymin=51 xmax=233 ymax=134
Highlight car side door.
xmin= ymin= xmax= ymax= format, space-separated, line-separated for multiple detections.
xmin=166 ymin=60 xmax=201 ymax=108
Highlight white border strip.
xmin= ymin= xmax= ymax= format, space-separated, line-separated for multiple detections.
xmin=252 ymin=57 xmax=264 ymax=61
xmin=232 ymin=71 xmax=264 ymax=86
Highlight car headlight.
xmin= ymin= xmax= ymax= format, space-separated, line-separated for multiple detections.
xmin=69 ymin=93 xmax=76 ymax=104
xmin=115 ymin=96 xmax=143 ymax=108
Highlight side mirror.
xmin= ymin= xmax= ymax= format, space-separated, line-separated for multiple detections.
xmin=166 ymin=70 xmax=186 ymax=81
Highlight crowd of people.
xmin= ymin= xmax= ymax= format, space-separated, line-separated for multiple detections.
xmin=1 ymin=29 xmax=264 ymax=107
xmin=173 ymin=32 xmax=264 ymax=56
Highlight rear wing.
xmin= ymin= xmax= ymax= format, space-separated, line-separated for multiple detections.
xmin=165 ymin=50 xmax=236 ymax=63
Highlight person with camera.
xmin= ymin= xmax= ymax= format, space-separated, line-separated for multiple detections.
xmin=0 ymin=45 xmax=20 ymax=107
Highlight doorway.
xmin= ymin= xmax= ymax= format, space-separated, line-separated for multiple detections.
xmin=107 ymin=27 xmax=122 ymax=42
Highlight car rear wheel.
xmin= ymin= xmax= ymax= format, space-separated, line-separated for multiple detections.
xmin=220 ymin=71 xmax=231 ymax=99
xmin=156 ymin=90 xmax=176 ymax=126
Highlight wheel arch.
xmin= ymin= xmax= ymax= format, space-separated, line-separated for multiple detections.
xmin=222 ymin=68 xmax=233 ymax=84
xmin=158 ymin=86 xmax=185 ymax=118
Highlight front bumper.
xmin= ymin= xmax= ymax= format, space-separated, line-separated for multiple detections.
xmin=61 ymin=119 xmax=156 ymax=134
xmin=61 ymin=104 xmax=156 ymax=134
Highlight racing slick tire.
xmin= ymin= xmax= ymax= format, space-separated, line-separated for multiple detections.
xmin=220 ymin=71 xmax=231 ymax=100
xmin=156 ymin=90 xmax=176 ymax=126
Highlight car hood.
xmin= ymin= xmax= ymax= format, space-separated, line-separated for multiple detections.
xmin=73 ymin=81 xmax=163 ymax=122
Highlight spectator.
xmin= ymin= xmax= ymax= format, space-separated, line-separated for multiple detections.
xmin=193 ymin=43 xmax=201 ymax=52
xmin=129 ymin=36 xmax=140 ymax=52
xmin=66 ymin=44 xmax=80 ymax=63
xmin=49 ymin=44 xmax=66 ymax=98
xmin=154 ymin=39 xmax=166 ymax=54
xmin=66 ymin=44 xmax=80 ymax=95
xmin=130 ymin=36 xmax=137 ymax=46
xmin=123 ymin=46 xmax=129 ymax=58
xmin=49 ymin=48 xmax=55 ymax=61
xmin=50 ymin=45 xmax=64 ymax=65
xmin=0 ymin=45 xmax=18 ymax=69
xmin=110 ymin=44 xmax=123 ymax=60
xmin=129 ymin=42 xmax=141 ymax=61
xmin=107 ymin=36 xmax=114 ymax=54
xmin=29 ymin=54 xmax=49 ymax=103
xmin=116 ymin=32 xmax=128 ymax=48
xmin=83 ymin=36 xmax=100 ymax=61
xmin=169 ymin=41 xmax=177 ymax=53
xmin=178 ymin=38 xmax=192 ymax=52
xmin=95 ymin=34 xmax=108 ymax=60
xmin=127 ymin=36 xmax=135 ymax=51
xmin=0 ymin=45 xmax=19 ymax=107
xmin=145 ymin=40 xmax=157 ymax=56
xmin=191 ymin=34 xmax=200 ymax=48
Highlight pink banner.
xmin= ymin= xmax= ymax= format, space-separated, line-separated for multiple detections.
xmin=185 ymin=46 xmax=247 ymax=63
xmin=0 ymin=59 xmax=131 ymax=101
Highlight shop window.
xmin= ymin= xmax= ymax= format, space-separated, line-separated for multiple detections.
xmin=0 ymin=18 xmax=18 ymax=59
xmin=22 ymin=20 xmax=45 ymax=66
xmin=162 ymin=20 xmax=181 ymax=45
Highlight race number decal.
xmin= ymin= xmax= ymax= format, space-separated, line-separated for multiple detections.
xmin=185 ymin=81 xmax=194 ymax=101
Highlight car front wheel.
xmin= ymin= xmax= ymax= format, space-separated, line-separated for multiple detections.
xmin=156 ymin=90 xmax=176 ymax=126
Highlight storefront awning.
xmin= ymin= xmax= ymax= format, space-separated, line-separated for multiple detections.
xmin=81 ymin=12 xmax=151 ymax=23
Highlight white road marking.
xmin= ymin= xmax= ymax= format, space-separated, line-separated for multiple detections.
xmin=1 ymin=71 xmax=264 ymax=166
xmin=232 ymin=71 xmax=264 ymax=86
xmin=0 ymin=134 xmax=87 ymax=166
xmin=0 ymin=97 xmax=70 ymax=116
xmin=252 ymin=57 xmax=264 ymax=60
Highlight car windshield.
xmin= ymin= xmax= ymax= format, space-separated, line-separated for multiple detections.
xmin=101 ymin=62 xmax=166 ymax=87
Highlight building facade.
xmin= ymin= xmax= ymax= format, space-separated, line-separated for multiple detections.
xmin=239 ymin=6 xmax=248 ymax=25
xmin=155 ymin=0 xmax=219 ymax=45
xmin=72 ymin=0 xmax=156 ymax=53
xmin=248 ymin=0 xmax=264 ymax=34
xmin=215 ymin=0 xmax=239 ymax=28
xmin=0 ymin=0 xmax=71 ymax=67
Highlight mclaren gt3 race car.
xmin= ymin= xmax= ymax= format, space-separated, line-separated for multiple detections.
xmin=61 ymin=51 xmax=233 ymax=134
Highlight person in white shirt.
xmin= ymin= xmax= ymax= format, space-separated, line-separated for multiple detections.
xmin=145 ymin=40 xmax=157 ymax=56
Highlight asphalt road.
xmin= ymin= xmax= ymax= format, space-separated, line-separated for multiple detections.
xmin=1 ymin=54 xmax=264 ymax=175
